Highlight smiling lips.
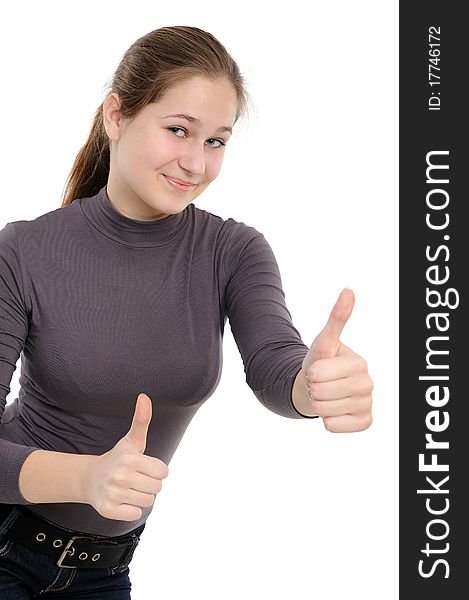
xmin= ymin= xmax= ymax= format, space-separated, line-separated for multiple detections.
xmin=162 ymin=174 xmax=195 ymax=191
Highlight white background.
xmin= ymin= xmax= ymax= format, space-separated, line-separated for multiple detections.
xmin=0 ymin=1 xmax=398 ymax=598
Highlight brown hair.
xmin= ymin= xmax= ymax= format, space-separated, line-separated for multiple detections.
xmin=61 ymin=26 xmax=252 ymax=206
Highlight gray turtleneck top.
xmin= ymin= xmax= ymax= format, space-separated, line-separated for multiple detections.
xmin=0 ymin=185 xmax=314 ymax=536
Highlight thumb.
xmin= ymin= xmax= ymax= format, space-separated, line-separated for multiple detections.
xmin=311 ymin=288 xmax=355 ymax=358
xmin=125 ymin=393 xmax=152 ymax=455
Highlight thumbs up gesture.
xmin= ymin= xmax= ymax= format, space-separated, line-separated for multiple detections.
xmin=84 ymin=393 xmax=169 ymax=521
xmin=300 ymin=288 xmax=373 ymax=432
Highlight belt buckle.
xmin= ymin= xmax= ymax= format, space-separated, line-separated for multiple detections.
xmin=56 ymin=534 xmax=90 ymax=568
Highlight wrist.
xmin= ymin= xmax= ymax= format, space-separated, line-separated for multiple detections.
xmin=291 ymin=368 xmax=317 ymax=417
xmin=75 ymin=453 xmax=98 ymax=504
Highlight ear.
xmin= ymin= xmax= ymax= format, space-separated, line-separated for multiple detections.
xmin=102 ymin=92 xmax=123 ymax=142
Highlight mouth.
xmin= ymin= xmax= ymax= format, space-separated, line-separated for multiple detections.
xmin=162 ymin=174 xmax=196 ymax=192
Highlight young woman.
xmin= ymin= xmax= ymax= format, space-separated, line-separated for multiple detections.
xmin=0 ymin=25 xmax=373 ymax=597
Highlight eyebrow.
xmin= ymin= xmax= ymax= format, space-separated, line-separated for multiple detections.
xmin=161 ymin=113 xmax=232 ymax=134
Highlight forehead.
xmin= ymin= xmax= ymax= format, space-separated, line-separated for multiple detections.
xmin=150 ymin=76 xmax=238 ymax=124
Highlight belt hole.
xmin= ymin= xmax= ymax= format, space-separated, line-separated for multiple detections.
xmin=53 ymin=539 xmax=63 ymax=548
xmin=92 ymin=553 xmax=101 ymax=561
xmin=79 ymin=552 xmax=88 ymax=560
xmin=36 ymin=533 xmax=46 ymax=542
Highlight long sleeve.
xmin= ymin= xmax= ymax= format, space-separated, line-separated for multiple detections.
xmin=224 ymin=225 xmax=317 ymax=419
xmin=2 ymin=189 xmax=318 ymax=534
xmin=0 ymin=222 xmax=42 ymax=504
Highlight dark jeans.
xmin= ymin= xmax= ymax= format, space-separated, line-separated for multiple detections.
xmin=0 ymin=505 xmax=145 ymax=599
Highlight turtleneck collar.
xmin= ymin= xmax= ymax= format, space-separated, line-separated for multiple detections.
xmin=78 ymin=185 xmax=190 ymax=248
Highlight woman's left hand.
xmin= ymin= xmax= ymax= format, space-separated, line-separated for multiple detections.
xmin=301 ymin=288 xmax=373 ymax=433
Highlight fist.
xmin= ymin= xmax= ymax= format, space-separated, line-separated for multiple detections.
xmin=301 ymin=288 xmax=373 ymax=433
xmin=84 ymin=393 xmax=169 ymax=521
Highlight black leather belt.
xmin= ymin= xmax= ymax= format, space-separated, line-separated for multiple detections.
xmin=0 ymin=504 xmax=142 ymax=570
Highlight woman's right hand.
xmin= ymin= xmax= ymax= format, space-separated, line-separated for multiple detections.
xmin=83 ymin=393 xmax=169 ymax=522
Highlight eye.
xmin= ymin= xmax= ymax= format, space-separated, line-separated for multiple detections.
xmin=168 ymin=126 xmax=186 ymax=137
xmin=206 ymin=138 xmax=226 ymax=148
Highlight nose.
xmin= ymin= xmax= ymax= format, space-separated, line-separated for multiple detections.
xmin=178 ymin=142 xmax=206 ymax=177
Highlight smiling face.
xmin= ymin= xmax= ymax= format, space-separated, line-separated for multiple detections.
xmin=103 ymin=76 xmax=239 ymax=221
